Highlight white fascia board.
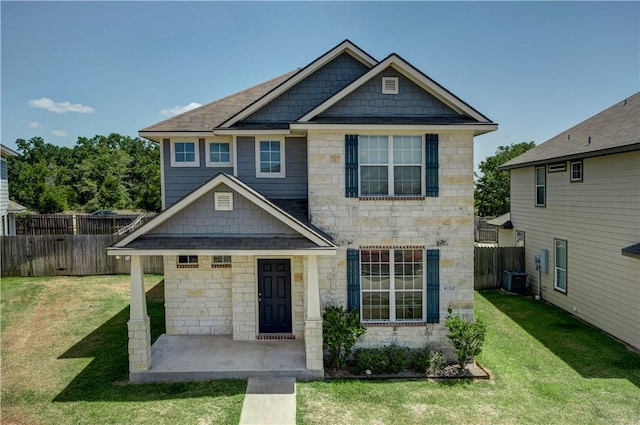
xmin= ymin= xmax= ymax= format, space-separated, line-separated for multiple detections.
xmin=107 ymin=248 xmax=337 ymax=256
xmin=290 ymin=123 xmax=498 ymax=135
xmin=299 ymin=55 xmax=491 ymax=123
xmin=212 ymin=129 xmax=291 ymax=136
xmin=139 ymin=131 xmax=214 ymax=143
xmin=219 ymin=41 xmax=377 ymax=129
xmin=115 ymin=173 xmax=335 ymax=248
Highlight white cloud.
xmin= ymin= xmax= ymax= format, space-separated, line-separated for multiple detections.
xmin=28 ymin=121 xmax=40 ymax=128
xmin=28 ymin=97 xmax=95 ymax=114
xmin=159 ymin=102 xmax=202 ymax=117
xmin=52 ymin=130 xmax=68 ymax=137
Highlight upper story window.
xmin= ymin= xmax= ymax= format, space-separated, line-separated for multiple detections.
xmin=256 ymin=138 xmax=286 ymax=178
xmin=359 ymin=135 xmax=423 ymax=196
xmin=170 ymin=141 xmax=200 ymax=167
xmin=535 ymin=166 xmax=546 ymax=207
xmin=206 ymin=141 xmax=231 ymax=167
xmin=570 ymin=160 xmax=583 ymax=182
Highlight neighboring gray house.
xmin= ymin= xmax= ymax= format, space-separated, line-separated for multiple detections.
xmin=1 ymin=144 xmax=26 ymax=236
xmin=109 ymin=40 xmax=497 ymax=381
xmin=501 ymin=92 xmax=640 ymax=350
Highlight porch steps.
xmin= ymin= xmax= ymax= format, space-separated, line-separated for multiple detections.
xmin=239 ymin=377 xmax=296 ymax=425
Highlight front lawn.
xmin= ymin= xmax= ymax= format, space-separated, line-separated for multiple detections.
xmin=0 ymin=275 xmax=245 ymax=425
xmin=297 ymin=291 xmax=640 ymax=425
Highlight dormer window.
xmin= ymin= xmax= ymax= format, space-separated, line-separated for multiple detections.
xmin=382 ymin=77 xmax=398 ymax=94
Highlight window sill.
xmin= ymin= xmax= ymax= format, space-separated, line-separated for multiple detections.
xmin=362 ymin=322 xmax=427 ymax=327
xmin=359 ymin=196 xmax=425 ymax=201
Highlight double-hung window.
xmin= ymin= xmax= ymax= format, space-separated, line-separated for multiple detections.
xmin=206 ymin=141 xmax=231 ymax=167
xmin=177 ymin=255 xmax=199 ymax=268
xmin=359 ymin=135 xmax=423 ymax=196
xmin=360 ymin=249 xmax=424 ymax=322
xmin=570 ymin=160 xmax=583 ymax=182
xmin=535 ymin=166 xmax=546 ymax=206
xmin=256 ymin=138 xmax=285 ymax=178
xmin=554 ymin=239 xmax=567 ymax=293
xmin=171 ymin=141 xmax=200 ymax=167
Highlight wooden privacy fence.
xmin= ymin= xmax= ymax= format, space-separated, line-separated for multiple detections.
xmin=1 ymin=235 xmax=163 ymax=277
xmin=474 ymin=246 xmax=525 ymax=290
xmin=15 ymin=213 xmax=157 ymax=236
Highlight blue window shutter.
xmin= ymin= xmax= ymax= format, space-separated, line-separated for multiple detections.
xmin=347 ymin=249 xmax=360 ymax=311
xmin=426 ymin=249 xmax=440 ymax=323
xmin=425 ymin=134 xmax=439 ymax=197
xmin=345 ymin=135 xmax=359 ymax=198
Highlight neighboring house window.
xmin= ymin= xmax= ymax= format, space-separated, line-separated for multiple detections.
xmin=359 ymin=135 xmax=423 ymax=196
xmin=554 ymin=239 xmax=567 ymax=293
xmin=570 ymin=160 xmax=583 ymax=182
xmin=360 ymin=248 xmax=424 ymax=322
xmin=255 ymin=138 xmax=285 ymax=178
xmin=170 ymin=141 xmax=200 ymax=167
xmin=212 ymin=255 xmax=232 ymax=268
xmin=177 ymin=255 xmax=199 ymax=268
xmin=535 ymin=166 xmax=546 ymax=206
xmin=515 ymin=231 xmax=525 ymax=247
xmin=206 ymin=141 xmax=231 ymax=167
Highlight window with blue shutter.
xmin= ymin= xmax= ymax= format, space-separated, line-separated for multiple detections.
xmin=345 ymin=135 xmax=359 ymax=198
xmin=426 ymin=249 xmax=440 ymax=323
xmin=346 ymin=248 xmax=360 ymax=311
xmin=425 ymin=134 xmax=439 ymax=197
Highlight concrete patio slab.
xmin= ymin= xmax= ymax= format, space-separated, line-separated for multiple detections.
xmin=129 ymin=334 xmax=322 ymax=383
xmin=239 ymin=377 xmax=296 ymax=425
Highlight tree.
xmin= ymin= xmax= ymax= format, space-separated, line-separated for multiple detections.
xmin=474 ymin=142 xmax=535 ymax=217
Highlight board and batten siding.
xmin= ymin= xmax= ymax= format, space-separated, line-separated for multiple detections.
xmin=510 ymin=151 xmax=640 ymax=349
xmin=236 ymin=136 xmax=307 ymax=199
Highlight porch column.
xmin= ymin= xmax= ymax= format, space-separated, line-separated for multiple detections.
xmin=128 ymin=255 xmax=152 ymax=372
xmin=304 ymin=256 xmax=324 ymax=372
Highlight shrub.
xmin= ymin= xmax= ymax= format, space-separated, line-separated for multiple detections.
xmin=409 ymin=348 xmax=447 ymax=374
xmin=353 ymin=347 xmax=388 ymax=374
xmin=445 ymin=309 xmax=487 ymax=368
xmin=322 ymin=305 xmax=366 ymax=369
xmin=427 ymin=350 xmax=447 ymax=374
xmin=384 ymin=345 xmax=409 ymax=374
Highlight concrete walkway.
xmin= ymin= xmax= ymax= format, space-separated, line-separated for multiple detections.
xmin=239 ymin=377 xmax=296 ymax=425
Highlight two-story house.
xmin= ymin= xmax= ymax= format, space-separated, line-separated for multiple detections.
xmin=109 ymin=40 xmax=497 ymax=382
xmin=501 ymin=93 xmax=640 ymax=350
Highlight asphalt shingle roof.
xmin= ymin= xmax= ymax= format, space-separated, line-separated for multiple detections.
xmin=501 ymin=92 xmax=640 ymax=169
xmin=125 ymin=236 xmax=320 ymax=250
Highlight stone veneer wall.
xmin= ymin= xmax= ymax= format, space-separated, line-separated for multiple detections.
xmin=307 ymin=130 xmax=475 ymax=352
xmin=164 ymin=255 xmax=306 ymax=340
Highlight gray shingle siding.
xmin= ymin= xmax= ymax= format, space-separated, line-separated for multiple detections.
xmin=319 ymin=68 xmax=460 ymax=118
xmin=151 ymin=183 xmax=298 ymax=236
xmin=241 ymin=52 xmax=369 ymax=124
xmin=236 ymin=136 xmax=307 ymax=199
xmin=163 ymin=139 xmax=233 ymax=208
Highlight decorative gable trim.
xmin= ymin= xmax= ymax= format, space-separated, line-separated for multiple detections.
xmin=298 ymin=54 xmax=493 ymax=124
xmin=111 ymin=173 xmax=335 ymax=249
xmin=219 ymin=40 xmax=377 ymax=129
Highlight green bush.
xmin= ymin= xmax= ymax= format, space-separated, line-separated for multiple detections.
xmin=322 ymin=305 xmax=366 ymax=369
xmin=427 ymin=350 xmax=447 ymax=373
xmin=353 ymin=347 xmax=388 ymax=374
xmin=384 ymin=345 xmax=409 ymax=373
xmin=409 ymin=348 xmax=447 ymax=374
xmin=445 ymin=309 xmax=487 ymax=367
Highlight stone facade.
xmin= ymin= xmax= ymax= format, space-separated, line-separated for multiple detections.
xmin=307 ymin=129 xmax=475 ymax=351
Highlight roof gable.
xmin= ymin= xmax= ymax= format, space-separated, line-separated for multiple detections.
xmin=502 ymin=92 xmax=640 ymax=169
xmin=112 ymin=173 xmax=335 ymax=249
xmin=298 ymin=54 xmax=493 ymax=124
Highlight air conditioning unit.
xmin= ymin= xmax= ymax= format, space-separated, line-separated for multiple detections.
xmin=502 ymin=270 xmax=527 ymax=294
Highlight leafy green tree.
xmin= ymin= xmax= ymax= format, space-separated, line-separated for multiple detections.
xmin=474 ymin=142 xmax=535 ymax=217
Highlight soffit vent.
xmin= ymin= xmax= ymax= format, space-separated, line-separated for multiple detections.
xmin=215 ymin=192 xmax=233 ymax=211
xmin=382 ymin=77 xmax=398 ymax=94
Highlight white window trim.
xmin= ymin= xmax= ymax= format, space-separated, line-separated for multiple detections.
xmin=205 ymin=139 xmax=233 ymax=167
xmin=255 ymin=137 xmax=286 ymax=178
xmin=554 ymin=239 xmax=567 ymax=293
xmin=170 ymin=140 xmax=200 ymax=167
xmin=570 ymin=160 xmax=583 ymax=182
xmin=358 ymin=134 xmax=425 ymax=197
xmin=535 ymin=166 xmax=546 ymax=207
xmin=382 ymin=77 xmax=399 ymax=94
xmin=177 ymin=255 xmax=199 ymax=268
xmin=360 ymin=248 xmax=426 ymax=323
xmin=515 ymin=230 xmax=525 ymax=247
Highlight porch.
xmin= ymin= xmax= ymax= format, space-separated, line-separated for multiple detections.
xmin=129 ymin=334 xmax=321 ymax=383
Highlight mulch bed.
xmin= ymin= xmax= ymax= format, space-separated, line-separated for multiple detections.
xmin=324 ymin=361 xmax=491 ymax=381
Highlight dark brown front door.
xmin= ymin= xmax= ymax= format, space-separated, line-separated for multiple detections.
xmin=258 ymin=259 xmax=292 ymax=334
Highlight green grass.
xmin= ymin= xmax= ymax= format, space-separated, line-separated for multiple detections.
xmin=1 ymin=275 xmax=245 ymax=425
xmin=297 ymin=291 xmax=640 ymax=425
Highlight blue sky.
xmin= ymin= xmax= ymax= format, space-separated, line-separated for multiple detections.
xmin=1 ymin=1 xmax=638 ymax=173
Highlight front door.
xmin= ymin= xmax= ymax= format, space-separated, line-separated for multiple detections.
xmin=258 ymin=259 xmax=292 ymax=334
